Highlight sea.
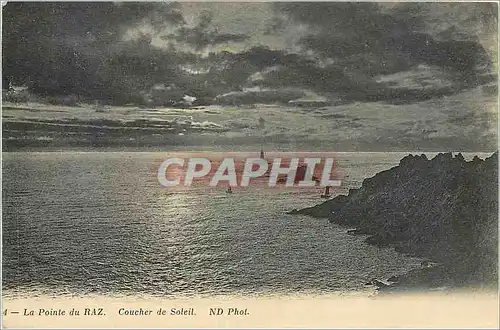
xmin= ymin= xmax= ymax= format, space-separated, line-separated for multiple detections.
xmin=2 ymin=151 xmax=492 ymax=298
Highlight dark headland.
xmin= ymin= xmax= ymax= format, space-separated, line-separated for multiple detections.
xmin=290 ymin=152 xmax=498 ymax=293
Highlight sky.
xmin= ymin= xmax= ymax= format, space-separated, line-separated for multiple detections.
xmin=2 ymin=2 xmax=498 ymax=151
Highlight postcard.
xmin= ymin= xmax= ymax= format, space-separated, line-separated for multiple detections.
xmin=2 ymin=1 xmax=498 ymax=328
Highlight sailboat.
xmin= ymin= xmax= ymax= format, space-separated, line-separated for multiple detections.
xmin=321 ymin=186 xmax=332 ymax=198
xmin=260 ymin=149 xmax=272 ymax=178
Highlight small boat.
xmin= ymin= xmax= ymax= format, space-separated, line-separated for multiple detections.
xmin=321 ymin=186 xmax=331 ymax=198
xmin=259 ymin=149 xmax=272 ymax=178
xmin=226 ymin=186 xmax=233 ymax=194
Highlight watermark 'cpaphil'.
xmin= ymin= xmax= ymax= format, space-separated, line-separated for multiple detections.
xmin=156 ymin=152 xmax=343 ymax=189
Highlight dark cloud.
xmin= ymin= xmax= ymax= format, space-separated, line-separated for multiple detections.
xmin=264 ymin=2 xmax=496 ymax=102
xmin=195 ymin=46 xmax=322 ymax=94
xmin=2 ymin=2 xmax=186 ymax=103
xmin=167 ymin=11 xmax=250 ymax=51
xmin=2 ymin=2 xmax=184 ymax=43
xmin=2 ymin=3 xmax=253 ymax=105
xmin=2 ymin=2 xmax=497 ymax=106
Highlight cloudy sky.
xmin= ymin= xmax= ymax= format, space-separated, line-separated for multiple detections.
xmin=2 ymin=2 xmax=498 ymax=151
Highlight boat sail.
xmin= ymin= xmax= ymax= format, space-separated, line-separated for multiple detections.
xmin=321 ymin=186 xmax=332 ymax=198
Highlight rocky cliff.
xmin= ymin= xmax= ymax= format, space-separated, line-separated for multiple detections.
xmin=293 ymin=152 xmax=498 ymax=290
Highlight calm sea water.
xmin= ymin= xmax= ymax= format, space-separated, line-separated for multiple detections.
xmin=3 ymin=152 xmax=488 ymax=298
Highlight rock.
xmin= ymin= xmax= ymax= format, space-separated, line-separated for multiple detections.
xmin=294 ymin=194 xmax=350 ymax=218
xmin=387 ymin=275 xmax=400 ymax=283
xmin=472 ymin=155 xmax=483 ymax=163
xmin=455 ymin=153 xmax=465 ymax=162
xmin=347 ymin=228 xmax=370 ymax=236
xmin=290 ymin=152 xmax=499 ymax=289
xmin=372 ymin=279 xmax=390 ymax=287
